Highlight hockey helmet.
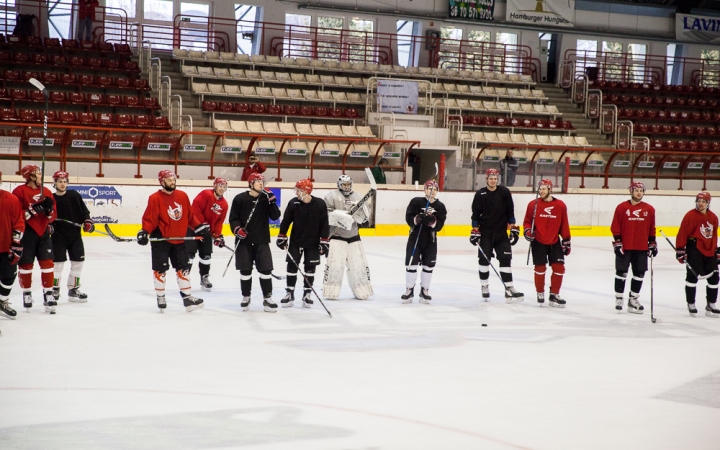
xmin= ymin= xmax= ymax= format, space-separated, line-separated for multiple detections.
xmin=629 ymin=181 xmax=646 ymax=193
xmin=337 ymin=174 xmax=353 ymax=194
xmin=538 ymin=179 xmax=553 ymax=191
xmin=158 ymin=169 xmax=176 ymax=185
xmin=696 ymin=191 xmax=711 ymax=206
xmin=424 ymin=179 xmax=439 ymax=192
xmin=20 ymin=164 xmax=41 ymax=181
xmin=213 ymin=177 xmax=228 ymax=188
xmin=295 ymin=178 xmax=313 ymax=195
xmin=485 ymin=168 xmax=499 ymax=178
xmin=53 ymin=171 xmax=69 ymax=182
xmin=247 ymin=172 xmax=265 ymax=189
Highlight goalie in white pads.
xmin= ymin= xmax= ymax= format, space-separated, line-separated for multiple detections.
xmin=323 ymin=175 xmax=374 ymax=300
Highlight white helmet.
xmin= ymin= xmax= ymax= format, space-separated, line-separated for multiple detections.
xmin=337 ymin=174 xmax=353 ymax=195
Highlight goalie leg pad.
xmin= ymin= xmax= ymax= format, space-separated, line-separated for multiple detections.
xmin=346 ymin=241 xmax=373 ymax=300
xmin=323 ymin=240 xmax=348 ymax=299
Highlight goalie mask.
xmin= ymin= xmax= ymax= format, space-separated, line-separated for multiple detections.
xmin=337 ymin=174 xmax=353 ymax=196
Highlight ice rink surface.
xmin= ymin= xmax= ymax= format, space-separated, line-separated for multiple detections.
xmin=1 ymin=236 xmax=719 ymax=450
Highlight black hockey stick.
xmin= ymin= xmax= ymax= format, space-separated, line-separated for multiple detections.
xmin=104 ymin=224 xmax=202 ymax=242
xmin=223 ymin=189 xmax=263 ymax=277
xmin=218 ymin=244 xmax=285 ymax=279
xmin=476 ymin=242 xmax=510 ymax=292
xmin=650 ymin=254 xmax=661 ymax=324
xmin=526 ymin=189 xmax=540 ymax=265
xmin=659 ymin=230 xmax=698 ymax=277
xmin=285 ymin=248 xmax=332 ymax=318
xmin=56 ymin=218 xmax=111 ymax=236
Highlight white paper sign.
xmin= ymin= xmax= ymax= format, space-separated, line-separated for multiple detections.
xmin=377 ymin=80 xmax=418 ymax=114
xmin=507 ymin=0 xmax=575 ymax=27
xmin=0 ymin=136 xmax=21 ymax=154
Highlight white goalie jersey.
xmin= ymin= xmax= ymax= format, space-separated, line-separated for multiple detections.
xmin=323 ymin=190 xmax=369 ymax=239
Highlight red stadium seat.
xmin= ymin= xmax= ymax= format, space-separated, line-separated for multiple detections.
xmin=0 ymin=89 xmax=10 ymax=100
xmin=134 ymin=115 xmax=152 ymax=127
xmin=535 ymin=119 xmax=548 ymax=129
xmin=300 ymin=106 xmax=314 ymax=116
xmin=69 ymin=132 xmax=87 ymax=141
xmin=13 ymin=52 xmax=30 ymax=63
xmin=98 ymin=113 xmax=117 ymax=126
xmin=268 ymin=104 xmax=283 ymax=115
xmin=700 ymin=141 xmax=710 ymax=151
xmin=21 ymin=71 xmax=39 ymax=83
xmin=671 ymin=125 xmax=682 ymax=134
xmin=87 ymin=132 xmax=107 ymax=145
xmin=252 ymin=104 xmax=267 ymax=114
xmin=650 ymin=125 xmax=660 ymax=133
xmin=32 ymin=53 xmax=48 ymax=65
xmin=153 ymin=116 xmax=171 ymax=129
xmin=116 ymin=114 xmax=134 ymax=127
xmin=561 ymin=120 xmax=573 ymax=130
xmin=88 ymin=57 xmax=103 ymax=69
xmin=0 ymin=51 xmax=9 ymax=62
xmin=62 ymin=39 xmax=79 ymax=50
xmin=97 ymin=76 xmax=114 ymax=87
xmin=30 ymin=90 xmax=45 ymax=102
xmin=41 ymin=72 xmax=59 ymax=84
xmin=69 ymin=56 xmax=86 ymax=67
xmin=202 ymin=101 xmax=217 ymax=111
xmin=124 ymin=96 xmax=140 ymax=108
xmin=3 ymin=70 xmax=20 ymax=81
xmin=329 ymin=107 xmax=343 ymax=118
xmin=691 ymin=112 xmax=701 ymax=121
xmin=683 ymin=126 xmax=696 ymax=135
xmin=50 ymin=91 xmax=68 ymax=103
xmin=219 ymin=101 xmax=234 ymax=113
xmin=6 ymin=127 xmax=25 ymax=137
xmin=114 ymin=43 xmax=132 ymax=54
xmin=49 ymin=130 xmax=67 ymax=142
xmin=46 ymin=111 xmax=60 ymax=123
xmin=115 ymin=77 xmax=130 ymax=89
xmin=61 ymin=73 xmax=78 ymax=85
xmin=52 ymin=55 xmax=68 ymax=66
xmin=107 ymin=95 xmax=123 ymax=107
xmin=143 ymin=97 xmax=160 ymax=109
xmin=80 ymin=41 xmax=96 ymax=51
xmin=70 ymin=93 xmax=87 ymax=104
xmin=105 ymin=59 xmax=120 ymax=71
xmin=656 ymin=110 xmax=667 ymax=119
xmin=634 ymin=109 xmax=646 ymax=118
xmin=636 ymin=124 xmax=648 ymax=133
xmin=88 ymin=93 xmax=106 ymax=106
xmin=521 ymin=118 xmax=535 ymax=127
xmin=132 ymin=79 xmax=150 ymax=90
xmin=235 ymin=103 xmax=250 ymax=113
xmin=645 ymin=110 xmax=657 ymax=119
xmin=496 ymin=116 xmax=508 ymax=126
xmin=60 ymin=111 xmax=79 ymax=124
xmin=19 ymin=109 xmax=38 ymax=122
xmin=485 ymin=116 xmax=497 ymax=126
xmin=660 ymin=125 xmax=671 ymax=133
xmin=665 ymin=140 xmax=676 ymax=149
xmin=652 ymin=139 xmax=663 ymax=148
xmin=345 ymin=108 xmax=359 ymax=119
xmin=677 ymin=140 xmax=688 ymax=150
xmin=713 ymin=142 xmax=720 ymax=151
xmin=79 ymin=74 xmax=96 ymax=86
xmin=122 ymin=61 xmax=139 ymax=72
xmin=0 ymin=108 xmax=18 ymax=121
xmin=284 ymin=105 xmax=298 ymax=115
xmin=676 ymin=98 xmax=686 ymax=106
xmin=707 ymin=127 xmax=717 ymax=135
xmin=97 ymin=42 xmax=114 ymax=53
xmin=314 ymin=107 xmax=328 ymax=117
xmin=43 ymin=37 xmax=61 ymax=48
xmin=11 ymin=89 xmax=29 ymax=101
xmin=79 ymin=112 xmax=98 ymax=126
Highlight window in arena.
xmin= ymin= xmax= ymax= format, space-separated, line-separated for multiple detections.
xmin=144 ymin=0 xmax=173 ymax=21
xmin=317 ymin=16 xmax=344 ymax=61
xmin=143 ymin=0 xmax=174 ymax=48
xmin=465 ymin=30 xmax=490 ymax=71
xmin=496 ymin=32 xmax=519 ymax=73
xmin=47 ymin=0 xmax=72 ymax=40
xmin=179 ymin=2 xmax=210 ymax=51
xmin=602 ymin=41 xmax=623 ymax=81
xmin=627 ymin=43 xmax=647 ymax=83
xmin=348 ymin=17 xmax=375 ymax=63
xmin=284 ymin=13 xmax=312 ymax=58
xmin=105 ymin=0 xmax=136 ymax=18
xmin=0 ymin=0 xmax=15 ymax=36
xmin=702 ymin=48 xmax=720 ymax=87
xmin=397 ymin=20 xmax=420 ymax=67
xmin=235 ymin=4 xmax=260 ymax=55
xmin=575 ymin=39 xmax=597 ymax=79
xmin=439 ymin=26 xmax=462 ymax=69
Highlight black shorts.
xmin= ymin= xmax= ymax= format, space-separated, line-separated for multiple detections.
xmin=531 ymin=241 xmax=564 ymax=265
xmin=52 ymin=231 xmax=85 ymax=263
xmin=405 ymin=239 xmax=438 ymax=267
xmin=235 ymin=242 xmax=273 ymax=272
xmin=686 ymin=242 xmax=719 ymax=278
xmin=151 ymin=238 xmax=191 ymax=273
xmin=478 ymin=231 xmax=512 ymax=263
xmin=616 ymin=249 xmax=648 ymax=274
xmin=286 ymin=244 xmax=321 ymax=268
xmin=0 ymin=252 xmax=18 ymax=280
xmin=185 ymin=229 xmax=213 ymax=258
xmin=19 ymin=226 xmax=53 ymax=265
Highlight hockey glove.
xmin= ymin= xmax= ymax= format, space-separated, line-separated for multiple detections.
xmin=523 ymin=228 xmax=535 ymax=242
xmin=613 ymin=236 xmax=624 ymax=257
xmin=213 ymin=235 xmax=225 ymax=248
xmin=561 ymin=239 xmax=571 ymax=256
xmin=194 ymin=223 xmax=212 ymax=241
xmin=46 ymin=224 xmax=54 ymax=236
xmin=319 ymin=238 xmax=330 ymax=256
xmin=83 ymin=219 xmax=95 ymax=233
xmin=264 ymin=189 xmax=277 ymax=205
xmin=137 ymin=230 xmax=149 ymax=246
xmin=276 ymin=233 xmax=288 ymax=250
xmin=676 ymin=247 xmax=687 ymax=264
xmin=509 ymin=225 xmax=520 ymax=246
xmin=648 ymin=240 xmax=658 ymax=258
xmin=414 ymin=213 xmax=424 ymax=225
xmin=9 ymin=232 xmax=22 ymax=265
xmin=421 ymin=212 xmax=436 ymax=227
xmin=469 ymin=228 xmax=481 ymax=246
xmin=233 ymin=226 xmax=247 ymax=240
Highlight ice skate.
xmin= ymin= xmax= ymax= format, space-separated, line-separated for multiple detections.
xmin=182 ymin=294 xmax=204 ymax=312
xmin=537 ymin=292 xmax=545 ymax=304
xmin=23 ymin=292 xmax=32 ymax=312
xmin=200 ymin=274 xmax=212 ymax=292
xmin=281 ymin=290 xmax=294 ymax=308
xmin=241 ymin=296 xmax=251 ymax=311
xmin=0 ymin=300 xmax=17 ymax=320
xmin=504 ymin=286 xmax=524 ymax=304
xmin=688 ymin=302 xmax=698 ymax=315
xmin=52 ymin=287 xmax=60 ymax=302
xmin=301 ymin=291 xmax=313 ymax=309
xmin=401 ymin=286 xmax=414 ymax=304
xmin=549 ymin=293 xmax=566 ymax=308
xmin=263 ymin=296 xmax=277 ymax=313
xmin=43 ymin=291 xmax=56 ymax=314
xmin=627 ymin=294 xmax=644 ymax=314
xmin=156 ymin=294 xmax=167 ymax=311
xmin=481 ymin=285 xmax=490 ymax=299
xmin=419 ymin=288 xmax=431 ymax=304
xmin=68 ymin=288 xmax=88 ymax=303
xmin=706 ymin=303 xmax=720 ymax=318
xmin=615 ymin=294 xmax=623 ymax=311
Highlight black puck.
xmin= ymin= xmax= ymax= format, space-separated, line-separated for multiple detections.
xmin=482 ymin=324 xmax=487 ymax=327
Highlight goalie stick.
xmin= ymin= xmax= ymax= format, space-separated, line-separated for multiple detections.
xmin=104 ymin=224 xmax=202 ymax=242
xmin=56 ymin=218 xmax=111 ymax=236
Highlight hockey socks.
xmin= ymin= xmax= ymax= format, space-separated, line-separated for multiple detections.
xmin=259 ymin=271 xmax=273 ymax=297
xmin=685 ymin=270 xmax=719 ymax=305
xmin=405 ymin=265 xmax=418 ymax=288
xmin=240 ymin=270 xmax=253 ymax=296
xmin=549 ymin=263 xmax=565 ymax=295
xmin=534 ymin=265 xmax=547 ymax=293
xmin=153 ymin=270 xmax=167 ymax=296
xmin=19 ymin=260 xmax=54 ymax=290
xmin=176 ymin=269 xmax=192 ymax=296
xmin=198 ymin=255 xmax=211 ymax=276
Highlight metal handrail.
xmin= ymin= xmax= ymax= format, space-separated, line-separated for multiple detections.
xmin=149 ymin=57 xmax=161 ymax=92
xmin=160 ymin=76 xmax=171 ymax=110
xmin=139 ymin=40 xmax=152 ymax=74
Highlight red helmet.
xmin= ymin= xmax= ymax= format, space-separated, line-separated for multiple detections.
xmin=21 ymin=164 xmax=40 ymax=181
xmin=539 ymin=179 xmax=553 ymax=191
xmin=248 ymin=172 xmax=265 ymax=189
xmin=213 ymin=177 xmax=227 ymax=188
xmin=697 ymin=191 xmax=712 ymax=205
xmin=295 ymin=178 xmax=313 ymax=195
xmin=53 ymin=171 xmax=69 ymax=181
xmin=629 ymin=181 xmax=646 ymax=193
xmin=158 ymin=169 xmax=176 ymax=185
xmin=424 ymin=180 xmax=439 ymax=191
xmin=486 ymin=168 xmax=499 ymax=178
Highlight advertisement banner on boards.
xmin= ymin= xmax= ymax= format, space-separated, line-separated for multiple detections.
xmin=676 ymin=13 xmax=720 ymax=43
xmin=506 ymin=0 xmax=575 ymax=27
xmin=377 ymin=80 xmax=418 ymax=115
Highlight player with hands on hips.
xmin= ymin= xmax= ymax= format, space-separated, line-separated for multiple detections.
xmin=611 ymin=181 xmax=657 ymax=314
xmin=470 ymin=168 xmax=524 ymax=303
xmin=186 ymin=177 xmax=229 ymax=292
xmin=401 ymin=180 xmax=447 ymax=304
xmin=277 ymin=179 xmax=329 ymax=308
xmin=12 ymin=165 xmax=57 ymax=314
xmin=0 ymin=179 xmax=25 ymax=320
xmin=228 ymin=173 xmax=281 ymax=312
xmin=523 ymin=179 xmax=571 ymax=307
xmin=323 ymin=174 xmax=374 ymax=300
xmin=676 ymin=192 xmax=720 ymax=317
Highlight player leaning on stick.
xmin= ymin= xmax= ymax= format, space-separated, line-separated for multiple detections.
xmin=401 ymin=180 xmax=447 ymax=304
xmin=523 ymin=179 xmax=570 ymax=308
xmin=0 ymin=180 xmax=24 ymax=320
xmin=138 ymin=170 xmax=211 ymax=312
xmin=229 ymin=173 xmax=281 ymax=313
xmin=675 ymin=192 xmax=720 ymax=318
xmin=277 ymin=179 xmax=329 ymax=308
xmin=469 ymin=168 xmax=523 ymax=302
xmin=611 ymin=181 xmax=657 ymax=314
xmin=51 ymin=171 xmax=94 ymax=303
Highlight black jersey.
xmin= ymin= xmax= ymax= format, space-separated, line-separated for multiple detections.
xmin=471 ymin=186 xmax=516 ymax=233
xmin=53 ymin=189 xmax=90 ymax=239
xmin=405 ymin=196 xmax=447 ymax=245
xmin=279 ymin=196 xmax=329 ymax=248
xmin=228 ymin=191 xmax=281 ymax=245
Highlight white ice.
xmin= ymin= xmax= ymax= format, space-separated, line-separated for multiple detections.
xmin=1 ymin=236 xmax=719 ymax=450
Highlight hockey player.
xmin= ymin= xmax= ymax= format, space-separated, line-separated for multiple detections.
xmin=277 ymin=179 xmax=329 ymax=308
xmin=523 ymin=179 xmax=571 ymax=308
xmin=611 ymin=181 xmax=657 ymax=314
xmin=469 ymin=168 xmax=523 ymax=302
xmin=138 ymin=170 xmax=211 ymax=312
xmin=676 ymin=192 xmax=720 ymax=317
xmin=186 ymin=177 xmax=229 ymax=292
xmin=0 ymin=182 xmax=24 ymax=320
xmin=13 ymin=164 xmax=57 ymax=313
xmin=228 ymin=173 xmax=281 ymax=312
xmin=401 ymin=180 xmax=447 ymax=304
xmin=51 ymin=171 xmax=94 ymax=303
xmin=323 ymin=174 xmax=373 ymax=300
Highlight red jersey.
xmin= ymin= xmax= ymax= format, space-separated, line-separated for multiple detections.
xmin=611 ymin=200 xmax=656 ymax=250
xmin=0 ymin=190 xmax=25 ymax=253
xmin=523 ymin=197 xmax=570 ymax=245
xmin=12 ymin=184 xmax=56 ymax=236
xmin=192 ymin=189 xmax=228 ymax=237
xmin=142 ymin=189 xmax=201 ymax=244
xmin=240 ymin=162 xmax=266 ymax=181
xmin=676 ymin=209 xmax=719 ymax=257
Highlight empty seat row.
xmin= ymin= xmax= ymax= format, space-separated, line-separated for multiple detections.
xmin=221 ymin=138 xmax=382 ymax=156
xmin=460 ymin=115 xmax=573 ymax=129
xmin=0 ymin=51 xmax=138 ymax=72
xmin=618 ymin=108 xmax=720 ymax=121
xmin=427 ymin=98 xmax=561 ymax=116
xmin=0 ymin=90 xmax=159 ymax=109
xmin=0 ymin=72 xmax=150 ymax=90
xmin=651 ymin=139 xmax=720 ymax=151
xmin=182 ymin=66 xmax=370 ymax=87
xmin=192 ymin=83 xmax=367 ymax=103
xmin=605 ymin=94 xmax=717 ymax=107
xmin=635 ymin=124 xmax=719 ymax=135
xmin=0 ymin=108 xmax=170 ymax=129
xmin=213 ymin=120 xmax=374 ymax=138
xmin=422 ymin=84 xmax=545 ymax=99
xmin=0 ymin=35 xmax=131 ymax=54
xmin=595 ymin=80 xmax=720 ymax=95
xmin=202 ymin=101 xmax=359 ymax=119
xmin=462 ymin=131 xmax=590 ymax=147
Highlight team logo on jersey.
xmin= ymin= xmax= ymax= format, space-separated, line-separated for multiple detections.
xmin=211 ymin=203 xmax=223 ymax=215
xmin=167 ymin=202 xmax=183 ymax=221
xmin=701 ymin=222 xmax=714 ymax=239
xmin=540 ymin=206 xmax=556 ymax=219
xmin=32 ymin=193 xmax=42 ymax=202
xmin=626 ymin=209 xmax=645 ymax=221
xmin=423 ymin=207 xmax=437 ymax=215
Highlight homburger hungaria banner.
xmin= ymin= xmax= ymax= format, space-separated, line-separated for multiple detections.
xmin=506 ymin=0 xmax=575 ymax=28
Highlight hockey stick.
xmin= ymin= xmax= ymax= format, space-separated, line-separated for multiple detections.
xmin=409 ymin=163 xmax=439 ymax=264
xmin=56 ymin=218 xmax=111 ymax=236
xmin=650 ymin=254 xmax=661 ymax=324
xmin=223 ymin=189 xmax=263 ymax=277
xmin=659 ymin=230 xmax=698 ymax=277
xmin=476 ymin=242 xmax=510 ymax=292
xmin=526 ymin=189 xmax=540 ymax=265
xmin=218 ymin=244 xmax=285 ymax=279
xmin=104 ymin=224 xmax=202 ymax=242
xmin=285 ymin=248 xmax=332 ymax=318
